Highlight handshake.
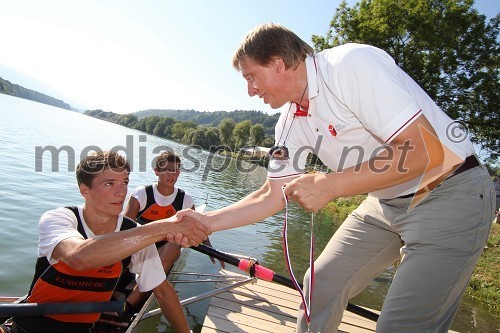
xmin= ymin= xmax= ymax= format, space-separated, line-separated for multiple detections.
xmin=159 ymin=209 xmax=211 ymax=247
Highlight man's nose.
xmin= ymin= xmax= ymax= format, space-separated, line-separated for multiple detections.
xmin=117 ymin=185 xmax=127 ymax=196
xmin=248 ymin=82 xmax=258 ymax=97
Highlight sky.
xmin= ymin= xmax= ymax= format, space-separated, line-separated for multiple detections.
xmin=0 ymin=0 xmax=498 ymax=115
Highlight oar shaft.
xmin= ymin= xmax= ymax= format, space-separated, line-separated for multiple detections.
xmin=192 ymin=244 xmax=240 ymax=266
xmin=238 ymin=258 xmax=295 ymax=289
xmin=345 ymin=303 xmax=379 ymax=322
xmin=192 ymin=244 xmax=294 ymax=288
xmin=191 ymin=244 xmax=379 ymax=322
xmin=0 ymin=301 xmax=125 ymax=317
xmin=271 ymin=272 xmax=296 ymax=290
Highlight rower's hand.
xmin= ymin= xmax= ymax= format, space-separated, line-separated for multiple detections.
xmin=202 ymin=238 xmax=226 ymax=269
xmin=283 ymin=173 xmax=334 ymax=212
xmin=165 ymin=209 xmax=211 ymax=247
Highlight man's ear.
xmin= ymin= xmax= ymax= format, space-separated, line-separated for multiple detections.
xmin=80 ymin=184 xmax=89 ymax=197
xmin=273 ymin=57 xmax=284 ymax=72
xmin=154 ymin=167 xmax=160 ymax=176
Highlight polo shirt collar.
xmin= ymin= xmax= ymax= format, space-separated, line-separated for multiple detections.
xmin=305 ymin=54 xmax=319 ymax=99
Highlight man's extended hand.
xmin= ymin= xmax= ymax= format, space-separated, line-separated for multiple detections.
xmin=164 ymin=209 xmax=210 ymax=247
xmin=283 ymin=173 xmax=334 ymax=212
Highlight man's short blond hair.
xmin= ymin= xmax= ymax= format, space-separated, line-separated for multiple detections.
xmin=232 ymin=23 xmax=314 ymax=71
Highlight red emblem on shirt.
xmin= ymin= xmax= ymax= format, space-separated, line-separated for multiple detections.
xmin=328 ymin=124 xmax=337 ymax=136
xmin=293 ymin=104 xmax=308 ymax=117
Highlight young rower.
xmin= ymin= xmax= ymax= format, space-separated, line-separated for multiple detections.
xmin=0 ymin=151 xmax=209 ymax=333
xmin=123 ymin=150 xmax=224 ymax=313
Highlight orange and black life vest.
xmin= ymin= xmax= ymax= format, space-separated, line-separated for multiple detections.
xmin=15 ymin=207 xmax=138 ymax=333
xmin=137 ymin=185 xmax=184 ymax=247
xmin=137 ymin=185 xmax=185 ymax=223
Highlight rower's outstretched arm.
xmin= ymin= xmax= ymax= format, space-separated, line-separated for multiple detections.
xmin=51 ymin=218 xmax=209 ymax=270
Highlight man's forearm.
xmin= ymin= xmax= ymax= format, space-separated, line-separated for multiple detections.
xmin=205 ymin=179 xmax=288 ymax=232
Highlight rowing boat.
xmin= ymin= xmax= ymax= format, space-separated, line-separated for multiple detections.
xmin=0 ymin=249 xmax=258 ymax=333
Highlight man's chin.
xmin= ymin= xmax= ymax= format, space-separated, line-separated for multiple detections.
xmin=110 ymin=204 xmax=124 ymax=214
xmin=269 ymin=101 xmax=286 ymax=109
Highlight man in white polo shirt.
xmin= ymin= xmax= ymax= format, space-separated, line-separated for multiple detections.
xmin=174 ymin=23 xmax=495 ymax=333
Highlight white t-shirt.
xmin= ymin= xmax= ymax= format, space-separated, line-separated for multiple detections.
xmin=38 ymin=206 xmax=166 ymax=292
xmin=268 ymin=43 xmax=474 ymax=199
xmin=130 ymin=183 xmax=194 ymax=211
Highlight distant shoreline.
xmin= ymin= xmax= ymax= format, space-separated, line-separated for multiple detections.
xmin=0 ymin=78 xmax=73 ymax=111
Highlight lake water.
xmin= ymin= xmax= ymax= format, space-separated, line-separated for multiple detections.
xmin=0 ymin=93 xmax=496 ymax=333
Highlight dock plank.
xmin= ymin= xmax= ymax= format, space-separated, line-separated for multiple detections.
xmin=201 ymin=270 xmax=376 ymax=333
xmin=213 ymin=283 xmax=300 ymax=314
xmin=201 ymin=269 xmax=460 ymax=333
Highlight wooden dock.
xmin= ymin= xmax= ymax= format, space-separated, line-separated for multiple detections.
xmin=200 ymin=269 xmax=377 ymax=333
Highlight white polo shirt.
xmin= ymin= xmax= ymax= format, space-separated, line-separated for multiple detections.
xmin=268 ymin=43 xmax=474 ymax=199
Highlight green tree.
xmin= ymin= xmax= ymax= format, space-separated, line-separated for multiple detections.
xmin=153 ymin=120 xmax=167 ymax=138
xmin=133 ymin=118 xmax=147 ymax=132
xmin=261 ymin=136 xmax=275 ymax=147
xmin=181 ymin=127 xmax=196 ymax=145
xmin=144 ymin=116 xmax=161 ymax=134
xmin=313 ymin=0 xmax=499 ymax=159
xmin=163 ymin=118 xmax=177 ymax=139
xmin=153 ymin=117 xmax=176 ymax=138
xmin=205 ymin=127 xmax=221 ymax=148
xmin=250 ymin=123 xmax=266 ymax=146
xmin=189 ymin=128 xmax=207 ymax=147
xmin=118 ymin=114 xmax=138 ymax=128
xmin=218 ymin=118 xmax=236 ymax=148
xmin=171 ymin=121 xmax=198 ymax=142
xmin=233 ymin=120 xmax=252 ymax=148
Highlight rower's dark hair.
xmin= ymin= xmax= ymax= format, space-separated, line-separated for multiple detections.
xmin=76 ymin=150 xmax=130 ymax=187
xmin=155 ymin=151 xmax=181 ymax=170
xmin=232 ymin=23 xmax=314 ymax=71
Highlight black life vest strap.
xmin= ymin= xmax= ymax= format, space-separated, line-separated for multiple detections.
xmin=66 ymin=206 xmax=86 ymax=238
xmin=137 ymin=185 xmax=156 ymax=218
xmin=65 ymin=206 xmax=136 ymax=269
xmin=172 ymin=189 xmax=185 ymax=212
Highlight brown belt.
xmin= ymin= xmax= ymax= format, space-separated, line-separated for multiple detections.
xmin=397 ymin=155 xmax=480 ymax=199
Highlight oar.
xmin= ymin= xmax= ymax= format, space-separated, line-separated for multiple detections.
xmin=0 ymin=301 xmax=125 ymax=317
xmin=191 ymin=244 xmax=379 ymax=322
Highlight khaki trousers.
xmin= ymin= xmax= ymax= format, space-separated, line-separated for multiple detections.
xmin=297 ymin=166 xmax=495 ymax=333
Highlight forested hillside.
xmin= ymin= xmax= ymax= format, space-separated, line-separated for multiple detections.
xmin=135 ymin=109 xmax=280 ymax=132
xmin=0 ymin=77 xmax=72 ymax=110
xmin=85 ymin=109 xmax=277 ymax=151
